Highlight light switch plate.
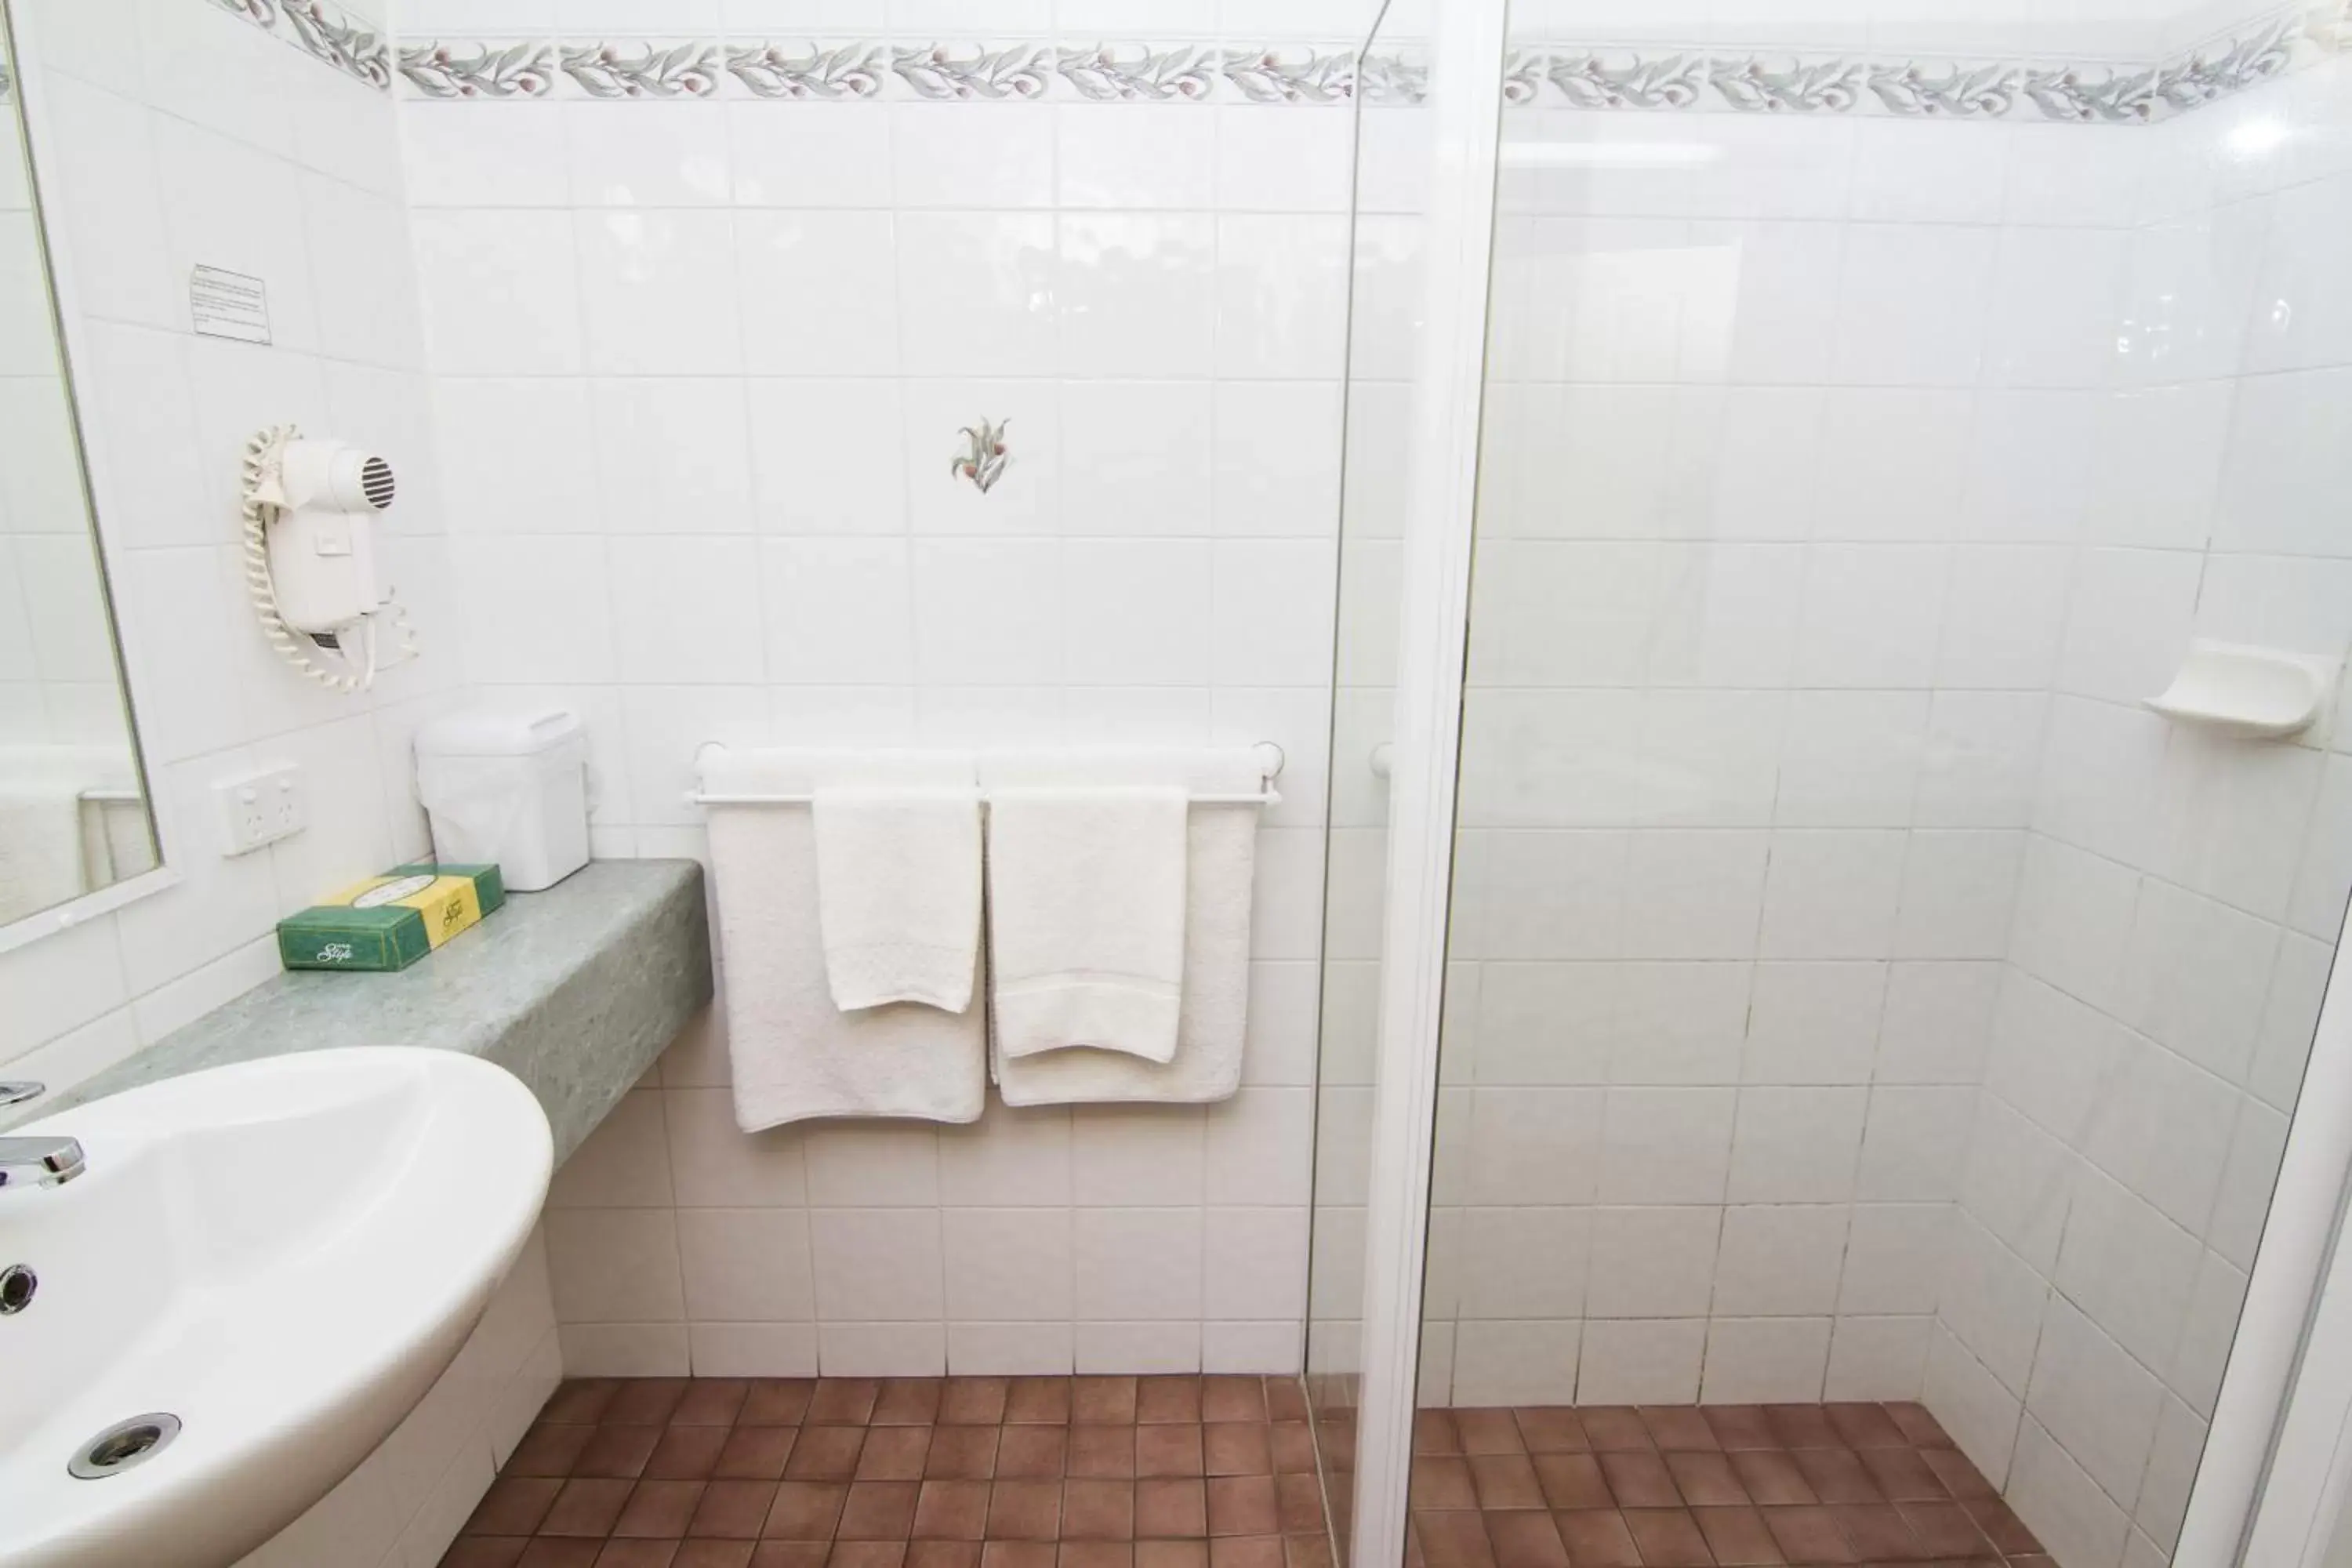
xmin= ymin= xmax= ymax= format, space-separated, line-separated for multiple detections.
xmin=215 ymin=763 xmax=307 ymax=856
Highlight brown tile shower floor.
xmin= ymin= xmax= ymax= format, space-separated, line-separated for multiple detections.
xmin=441 ymin=1375 xmax=1336 ymax=1568
xmin=1405 ymin=1403 xmax=2053 ymax=1568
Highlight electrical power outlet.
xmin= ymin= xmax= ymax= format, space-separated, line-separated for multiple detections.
xmin=215 ymin=763 xmax=307 ymax=856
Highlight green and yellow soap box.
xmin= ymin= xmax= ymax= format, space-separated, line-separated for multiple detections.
xmin=277 ymin=863 xmax=506 ymax=972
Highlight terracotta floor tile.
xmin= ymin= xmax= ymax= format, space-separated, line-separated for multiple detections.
xmin=1766 ymin=1406 xmax=1841 ymax=1450
xmin=1895 ymin=1501 xmax=1992 ymax=1557
xmin=1598 ymin=1450 xmax=1680 ymax=1509
xmin=1061 ymin=1545 xmax=1134 ymax=1568
xmin=1138 ymin=1378 xmax=1206 ymax=1425
xmin=1009 ymin=1378 xmax=1075 ymax=1425
xmin=913 ymin=1479 xmax=993 ymax=1541
xmin=579 ymin=1427 xmax=666 ymax=1479
xmin=989 ymin=1479 xmax=1065 ymax=1541
xmin=1828 ymin=1503 xmax=1918 ymax=1561
xmin=1203 ymin=1378 xmax=1269 ymax=1425
xmin=1761 ymin=1505 xmax=1857 ymax=1564
xmin=1882 ymin=1405 xmax=1952 ymax=1450
xmin=764 ymin=1483 xmax=850 ymax=1541
xmin=1824 ymin=1405 xmax=1908 ymax=1450
xmin=906 ymin=1544 xmax=982 ymax=1568
xmin=1076 ymin=1378 xmax=1142 ymax=1425
xmin=858 ymin=1428 xmax=935 ymax=1483
xmin=1205 ymin=1425 xmax=1273 ymax=1477
xmin=677 ymin=1544 xmax=758 ymax=1568
xmin=544 ymin=1381 xmax=624 ymax=1425
xmin=1918 ymin=1450 xmax=1996 ymax=1502
xmin=1530 ymin=1454 xmax=1610 ymax=1512
xmin=982 ymin=1545 xmax=1059 ymax=1568
xmin=1273 ymin=1474 xmax=1323 ymax=1535
xmin=810 ymin=1381 xmax=882 ymax=1427
xmin=470 ymin=1477 xmax=567 ymax=1536
xmin=838 ymin=1482 xmax=920 ymax=1541
xmin=875 ymin=1380 xmax=945 ymax=1426
xmin=942 ymin=1380 xmax=1012 ymax=1426
xmin=1512 ymin=1410 xmax=1588 ymax=1454
xmin=593 ymin=1542 xmax=682 ymax=1568
xmin=510 ymin=1425 xmax=599 ymax=1479
xmin=787 ymin=1428 xmax=870 ymax=1483
xmin=442 ymin=1541 xmax=531 ymax=1568
xmin=614 ymin=1479 xmax=707 ymax=1537
xmin=1207 ymin=1477 xmax=1279 ymax=1537
xmin=829 ymin=1545 xmax=908 ymax=1568
xmin=744 ymin=1382 xmax=818 ymax=1427
xmin=1858 ymin=1448 xmax=1947 ymax=1504
xmin=1064 ymin=1479 xmax=1138 ymax=1541
xmin=1411 ymin=1457 xmax=1477 ymax=1511
xmin=1135 ymin=1542 xmax=1208 ymax=1568
xmin=1265 ymin=1382 xmax=1308 ymax=1424
xmin=715 ymin=1428 xmax=799 ymax=1483
xmin=1207 ymin=1536 xmax=1285 ymax=1568
xmin=1704 ymin=1407 xmax=1779 ymax=1453
xmin=1281 ymin=1535 xmax=1330 ymax=1568
xmin=1072 ymin=1426 xmax=1139 ymax=1479
xmin=1135 ymin=1477 xmax=1209 ymax=1537
xmin=999 ymin=1426 xmax=1071 ymax=1479
xmin=753 ymin=1546 xmax=830 ymax=1568
xmin=1792 ymin=1448 xmax=1880 ymax=1505
xmin=1412 ymin=1512 xmax=1497 ymax=1568
xmin=1138 ymin=1426 xmax=1206 ymax=1479
xmin=692 ymin=1482 xmax=783 ymax=1541
xmin=1466 ymin=1454 xmax=1544 ymax=1512
xmin=1269 ymin=1424 xmax=1316 ymax=1475
xmin=677 ymin=1381 xmax=753 ymax=1427
xmin=1668 ymin=1450 xmax=1748 ymax=1508
xmin=1415 ymin=1411 xmax=1462 ymax=1456
xmin=543 ymin=1479 xmax=636 ymax=1537
xmin=611 ymin=1382 xmax=694 ymax=1427
xmin=1693 ymin=1504 xmax=1787 ymax=1566
xmin=927 ymin=1426 xmax=1003 ymax=1480
xmin=1960 ymin=1498 xmax=2042 ymax=1555
xmin=1622 ymin=1508 xmax=1712 ymax=1567
xmin=1576 ymin=1409 xmax=1655 ymax=1453
xmin=1551 ymin=1509 xmax=1640 ymax=1568
xmin=1732 ymin=1451 xmax=1818 ymax=1508
xmin=1642 ymin=1408 xmax=1722 ymax=1454
xmin=1451 ymin=1410 xmax=1525 ymax=1455
xmin=518 ymin=1544 xmax=603 ymax=1568
xmin=650 ymin=1425 xmax=735 ymax=1481
xmin=1484 ymin=1511 xmax=1567 ymax=1568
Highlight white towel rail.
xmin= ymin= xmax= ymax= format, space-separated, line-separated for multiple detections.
xmin=686 ymin=742 xmax=1286 ymax=808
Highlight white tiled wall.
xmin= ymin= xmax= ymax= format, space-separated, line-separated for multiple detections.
xmin=1929 ymin=56 xmax=2352 ymax=1568
xmin=0 ymin=0 xmax=466 ymax=1107
xmin=397 ymin=11 xmax=1368 ymax=1377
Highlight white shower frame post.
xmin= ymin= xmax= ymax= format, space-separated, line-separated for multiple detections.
xmin=1347 ymin=2 xmax=1508 ymax=1566
xmin=1347 ymin=4 xmax=2352 ymax=1566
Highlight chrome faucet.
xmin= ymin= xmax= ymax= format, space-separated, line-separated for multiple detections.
xmin=0 ymin=1138 xmax=84 ymax=1189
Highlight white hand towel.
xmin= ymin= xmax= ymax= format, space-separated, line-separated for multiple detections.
xmin=0 ymin=786 xmax=88 ymax=927
xmin=987 ymin=786 xmax=1189 ymax=1063
xmin=812 ymin=785 xmax=982 ymax=1013
xmin=983 ymin=749 xmax=1263 ymax=1105
xmin=702 ymin=749 xmax=985 ymax=1128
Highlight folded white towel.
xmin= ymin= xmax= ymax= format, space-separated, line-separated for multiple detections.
xmin=988 ymin=786 xmax=1189 ymax=1063
xmin=982 ymin=750 xmax=1263 ymax=1105
xmin=0 ymin=786 xmax=87 ymax=927
xmin=812 ymin=785 xmax=982 ymax=1013
xmin=702 ymin=750 xmax=985 ymax=1127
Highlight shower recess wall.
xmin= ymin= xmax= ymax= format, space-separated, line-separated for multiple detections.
xmin=1392 ymin=5 xmax=2352 ymax=1568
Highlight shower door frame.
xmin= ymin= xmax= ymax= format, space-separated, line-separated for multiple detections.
xmin=1351 ymin=4 xmax=2352 ymax=1566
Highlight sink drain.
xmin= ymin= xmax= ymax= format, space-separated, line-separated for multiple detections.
xmin=67 ymin=1414 xmax=181 ymax=1479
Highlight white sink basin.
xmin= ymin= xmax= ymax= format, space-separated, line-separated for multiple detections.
xmin=0 ymin=1048 xmax=553 ymax=1568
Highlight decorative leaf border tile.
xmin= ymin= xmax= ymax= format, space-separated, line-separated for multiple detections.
xmin=204 ymin=0 xmax=390 ymax=91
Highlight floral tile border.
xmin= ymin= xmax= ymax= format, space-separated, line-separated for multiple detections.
xmin=205 ymin=0 xmax=390 ymax=90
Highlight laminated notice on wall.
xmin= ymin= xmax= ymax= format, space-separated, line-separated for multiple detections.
xmin=191 ymin=264 xmax=271 ymax=346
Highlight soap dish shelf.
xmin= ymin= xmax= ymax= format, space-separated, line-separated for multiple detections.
xmin=2145 ymin=640 xmax=2338 ymax=740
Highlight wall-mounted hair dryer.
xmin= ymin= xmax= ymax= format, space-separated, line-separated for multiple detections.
xmin=241 ymin=427 xmax=419 ymax=693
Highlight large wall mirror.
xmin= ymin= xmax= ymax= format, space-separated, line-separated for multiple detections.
xmin=0 ymin=23 xmax=158 ymax=934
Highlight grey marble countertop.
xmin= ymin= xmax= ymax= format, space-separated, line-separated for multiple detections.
xmin=51 ymin=859 xmax=713 ymax=1164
